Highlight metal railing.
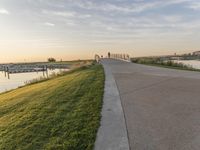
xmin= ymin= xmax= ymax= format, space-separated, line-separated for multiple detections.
xmin=95 ymin=54 xmax=100 ymax=63
xmin=109 ymin=53 xmax=130 ymax=62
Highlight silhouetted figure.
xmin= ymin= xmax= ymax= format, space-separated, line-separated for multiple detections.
xmin=108 ymin=52 xmax=111 ymax=58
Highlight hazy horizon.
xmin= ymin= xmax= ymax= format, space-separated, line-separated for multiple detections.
xmin=1 ymin=0 xmax=200 ymax=63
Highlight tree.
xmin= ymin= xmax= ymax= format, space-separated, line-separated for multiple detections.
xmin=48 ymin=57 xmax=56 ymax=62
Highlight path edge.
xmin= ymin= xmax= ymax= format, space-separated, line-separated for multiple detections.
xmin=94 ymin=61 xmax=130 ymax=150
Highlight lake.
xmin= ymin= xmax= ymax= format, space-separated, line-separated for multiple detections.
xmin=174 ymin=60 xmax=200 ymax=69
xmin=0 ymin=69 xmax=68 ymax=93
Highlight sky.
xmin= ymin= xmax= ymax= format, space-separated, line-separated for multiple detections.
xmin=0 ymin=0 xmax=200 ymax=62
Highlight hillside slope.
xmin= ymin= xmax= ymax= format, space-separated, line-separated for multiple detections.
xmin=0 ymin=64 xmax=104 ymax=150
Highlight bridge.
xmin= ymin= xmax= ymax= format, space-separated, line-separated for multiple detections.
xmin=95 ymin=58 xmax=200 ymax=150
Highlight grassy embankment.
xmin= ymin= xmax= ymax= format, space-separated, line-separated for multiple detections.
xmin=131 ymin=57 xmax=200 ymax=72
xmin=0 ymin=64 xmax=104 ymax=150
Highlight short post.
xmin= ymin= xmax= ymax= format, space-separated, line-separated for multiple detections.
xmin=43 ymin=65 xmax=45 ymax=77
xmin=46 ymin=65 xmax=48 ymax=78
xmin=4 ymin=66 xmax=6 ymax=77
xmin=7 ymin=67 xmax=10 ymax=79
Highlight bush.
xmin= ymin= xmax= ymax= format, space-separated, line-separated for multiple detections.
xmin=48 ymin=58 xmax=56 ymax=62
xmin=131 ymin=57 xmax=197 ymax=71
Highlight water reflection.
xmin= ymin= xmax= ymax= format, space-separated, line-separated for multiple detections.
xmin=0 ymin=69 xmax=68 ymax=93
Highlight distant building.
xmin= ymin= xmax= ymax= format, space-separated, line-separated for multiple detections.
xmin=193 ymin=51 xmax=200 ymax=56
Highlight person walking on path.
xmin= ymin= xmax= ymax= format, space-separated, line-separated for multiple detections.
xmin=108 ymin=52 xmax=111 ymax=58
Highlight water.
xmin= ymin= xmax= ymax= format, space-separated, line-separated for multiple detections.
xmin=174 ymin=60 xmax=200 ymax=69
xmin=0 ymin=69 xmax=69 ymax=93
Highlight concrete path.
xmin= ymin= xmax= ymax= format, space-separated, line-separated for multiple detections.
xmin=95 ymin=60 xmax=130 ymax=150
xmin=96 ymin=59 xmax=200 ymax=150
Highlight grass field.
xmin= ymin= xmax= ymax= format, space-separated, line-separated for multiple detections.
xmin=0 ymin=64 xmax=104 ymax=150
xmin=131 ymin=57 xmax=200 ymax=72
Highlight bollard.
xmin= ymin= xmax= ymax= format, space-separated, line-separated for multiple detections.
xmin=46 ymin=65 xmax=48 ymax=78
xmin=7 ymin=67 xmax=10 ymax=79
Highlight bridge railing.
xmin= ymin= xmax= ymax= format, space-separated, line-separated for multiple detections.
xmin=94 ymin=54 xmax=100 ymax=63
xmin=109 ymin=53 xmax=130 ymax=62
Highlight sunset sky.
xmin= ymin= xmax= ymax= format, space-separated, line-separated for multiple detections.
xmin=0 ymin=0 xmax=200 ymax=62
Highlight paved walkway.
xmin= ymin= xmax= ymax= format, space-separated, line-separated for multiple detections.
xmin=95 ymin=59 xmax=200 ymax=150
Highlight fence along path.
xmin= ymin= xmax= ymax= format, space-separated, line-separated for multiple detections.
xmin=109 ymin=53 xmax=131 ymax=62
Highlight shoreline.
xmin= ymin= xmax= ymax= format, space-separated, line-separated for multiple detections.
xmin=131 ymin=58 xmax=200 ymax=72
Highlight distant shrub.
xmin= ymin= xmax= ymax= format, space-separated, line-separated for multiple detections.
xmin=132 ymin=57 xmax=160 ymax=64
xmin=48 ymin=57 xmax=56 ymax=62
xmin=24 ymin=70 xmax=68 ymax=85
xmin=24 ymin=76 xmax=47 ymax=85
xmin=131 ymin=57 xmax=196 ymax=71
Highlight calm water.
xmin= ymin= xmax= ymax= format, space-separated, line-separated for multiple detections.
xmin=174 ymin=60 xmax=200 ymax=69
xmin=0 ymin=69 xmax=68 ymax=93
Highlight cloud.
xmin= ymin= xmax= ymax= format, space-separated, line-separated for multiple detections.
xmin=163 ymin=15 xmax=183 ymax=23
xmin=188 ymin=2 xmax=200 ymax=10
xmin=69 ymin=0 xmax=190 ymax=13
xmin=42 ymin=9 xmax=91 ymax=20
xmin=105 ymin=2 xmax=157 ymax=13
xmin=65 ymin=21 xmax=76 ymax=26
xmin=0 ymin=8 xmax=9 ymax=15
xmin=44 ymin=22 xmax=55 ymax=27
xmin=73 ymin=1 xmax=158 ymax=13
xmin=42 ymin=10 xmax=75 ymax=17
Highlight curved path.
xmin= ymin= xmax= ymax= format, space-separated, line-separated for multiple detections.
xmin=95 ymin=59 xmax=200 ymax=150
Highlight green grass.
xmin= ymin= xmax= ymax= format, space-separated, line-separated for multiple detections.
xmin=141 ymin=63 xmax=200 ymax=72
xmin=131 ymin=57 xmax=200 ymax=72
xmin=0 ymin=64 xmax=104 ymax=150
